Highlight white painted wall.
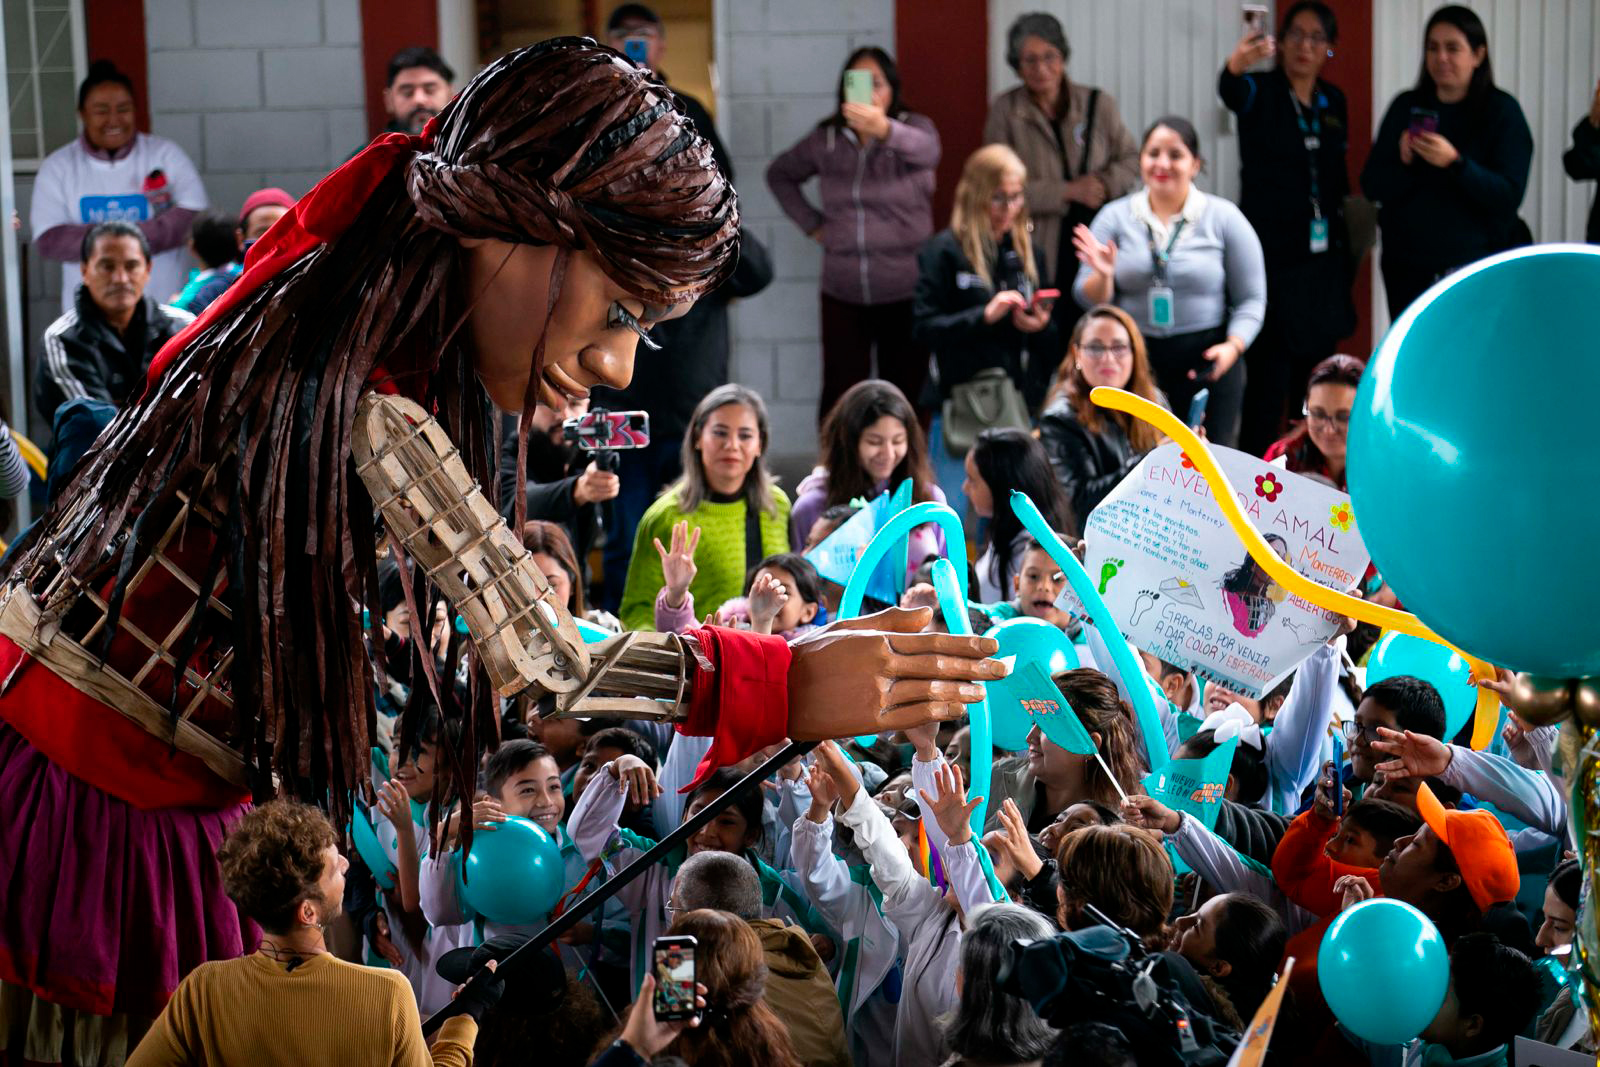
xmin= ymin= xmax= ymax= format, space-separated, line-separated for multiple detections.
xmin=1370 ymin=0 xmax=1600 ymax=327
xmin=713 ymin=0 xmax=895 ymax=475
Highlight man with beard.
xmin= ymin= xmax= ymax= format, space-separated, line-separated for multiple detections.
xmin=383 ymin=47 xmax=455 ymax=137
xmin=126 ymin=801 xmax=500 ymax=1065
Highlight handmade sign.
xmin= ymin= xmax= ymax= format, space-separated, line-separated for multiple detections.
xmin=806 ymin=479 xmax=915 ymax=606
xmin=1060 ymin=443 xmax=1371 ymax=699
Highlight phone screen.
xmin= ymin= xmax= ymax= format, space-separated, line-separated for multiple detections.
xmin=1242 ymin=4 xmax=1269 ymax=37
xmin=623 ymin=37 xmax=649 ymax=66
xmin=1408 ymin=108 xmax=1440 ymax=136
xmin=843 ymin=69 xmax=874 ymax=105
xmin=652 ymin=938 xmax=697 ymax=1021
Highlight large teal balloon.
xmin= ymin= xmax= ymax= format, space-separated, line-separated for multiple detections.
xmin=1319 ymin=899 xmax=1448 ymax=1045
xmin=1367 ymin=632 xmax=1475 ymax=739
xmin=1347 ymin=245 xmax=1600 ymax=677
xmin=460 ymin=816 xmax=566 ymax=924
xmin=982 ymin=618 xmax=1080 ymax=750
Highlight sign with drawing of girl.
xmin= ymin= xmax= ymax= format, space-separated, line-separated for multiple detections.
xmin=1057 ymin=444 xmax=1370 ymax=697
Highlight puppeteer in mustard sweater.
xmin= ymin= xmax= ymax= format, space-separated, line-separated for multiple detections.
xmin=126 ymin=951 xmax=478 ymax=1067
xmin=619 ymin=485 xmax=791 ymax=632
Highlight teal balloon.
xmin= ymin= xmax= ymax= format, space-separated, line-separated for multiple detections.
xmin=349 ymin=808 xmax=397 ymax=891
xmin=982 ymin=618 xmax=1080 ymax=750
xmin=1346 ymin=245 xmax=1600 ymax=677
xmin=1319 ymin=899 xmax=1448 ymax=1045
xmin=1367 ymin=632 xmax=1475 ymax=739
xmin=460 ymin=816 xmax=566 ymax=924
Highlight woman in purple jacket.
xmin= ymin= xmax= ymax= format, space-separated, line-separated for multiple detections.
xmin=767 ymin=47 xmax=941 ymax=422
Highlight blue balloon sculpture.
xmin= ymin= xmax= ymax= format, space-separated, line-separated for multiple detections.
xmin=838 ymin=501 xmax=968 ymax=618
xmin=460 ymin=816 xmax=566 ymax=924
xmin=1347 ymin=245 xmax=1600 ymax=678
xmin=1367 ymin=631 xmax=1476 ymax=740
xmin=982 ymin=618 xmax=1080 ymax=750
xmin=1319 ymin=898 xmax=1449 ymax=1045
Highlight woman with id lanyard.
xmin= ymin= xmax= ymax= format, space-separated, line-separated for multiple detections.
xmin=1071 ymin=117 xmax=1265 ymax=448
xmin=1218 ymin=1 xmax=1356 ymax=456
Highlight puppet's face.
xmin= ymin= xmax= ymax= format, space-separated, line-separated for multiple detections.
xmin=462 ymin=239 xmax=693 ymax=414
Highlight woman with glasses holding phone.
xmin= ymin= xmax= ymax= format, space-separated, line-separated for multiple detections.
xmin=1039 ymin=304 xmax=1167 ymax=532
xmin=1218 ymin=1 xmax=1357 ymax=456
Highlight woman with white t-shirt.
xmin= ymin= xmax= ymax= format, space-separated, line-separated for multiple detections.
xmin=29 ymin=60 xmax=208 ymax=313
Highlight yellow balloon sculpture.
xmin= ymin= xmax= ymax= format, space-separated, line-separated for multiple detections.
xmin=1090 ymin=386 xmax=1501 ymax=750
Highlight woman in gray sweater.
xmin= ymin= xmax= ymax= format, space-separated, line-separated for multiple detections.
xmin=1071 ymin=116 xmax=1266 ymax=447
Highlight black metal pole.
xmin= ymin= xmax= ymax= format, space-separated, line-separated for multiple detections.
xmin=422 ymin=737 xmax=815 ymax=1035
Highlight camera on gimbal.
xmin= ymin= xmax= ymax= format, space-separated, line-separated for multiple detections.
xmin=997 ymin=905 xmax=1241 ymax=1066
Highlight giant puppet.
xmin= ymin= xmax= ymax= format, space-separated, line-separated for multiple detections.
xmin=0 ymin=39 xmax=999 ymax=1057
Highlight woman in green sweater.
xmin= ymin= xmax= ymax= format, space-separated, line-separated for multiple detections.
xmin=619 ymin=384 xmax=791 ymax=630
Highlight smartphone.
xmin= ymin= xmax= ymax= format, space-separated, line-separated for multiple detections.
xmin=1408 ymin=107 xmax=1440 ymax=137
xmin=1031 ymin=287 xmax=1061 ymax=314
xmin=1187 ymin=388 xmax=1210 ymax=429
xmin=652 ymin=935 xmax=698 ymax=1021
xmin=843 ymin=69 xmax=874 ymax=105
xmin=622 ymin=37 xmax=650 ymax=66
xmin=1330 ymin=735 xmax=1345 ymax=817
xmin=1242 ymin=4 xmax=1270 ymax=38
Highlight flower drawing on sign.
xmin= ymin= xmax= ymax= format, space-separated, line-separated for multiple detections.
xmin=1254 ymin=473 xmax=1284 ymax=502
xmin=1329 ymin=501 xmax=1354 ymax=533
xmin=1021 ymin=698 xmax=1061 ymax=716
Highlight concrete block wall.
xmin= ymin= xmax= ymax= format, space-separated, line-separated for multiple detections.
xmin=144 ymin=0 xmax=366 ymax=218
xmin=716 ymin=0 xmax=895 ymax=477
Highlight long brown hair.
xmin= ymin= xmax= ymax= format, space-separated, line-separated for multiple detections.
xmin=1055 ymin=823 xmax=1175 ymax=950
xmin=521 ymin=520 xmax=584 ymax=615
xmin=1048 ymin=304 xmax=1164 ymax=453
xmin=3 ymin=39 xmax=737 ymax=827
xmin=950 ymin=143 xmax=1037 ymax=292
xmin=819 ymin=379 xmax=935 ymax=508
xmin=1272 ymin=353 xmax=1365 ymax=477
xmin=658 ymin=910 xmax=803 ymax=1067
xmin=1053 ymin=668 xmax=1144 ymax=805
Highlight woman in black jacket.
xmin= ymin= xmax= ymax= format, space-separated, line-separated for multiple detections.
xmin=1218 ymin=0 xmax=1355 ymax=455
xmin=1038 ymin=303 xmax=1167 ymax=533
xmin=1361 ymin=4 xmax=1532 ymax=317
xmin=913 ymin=143 xmax=1055 ymax=519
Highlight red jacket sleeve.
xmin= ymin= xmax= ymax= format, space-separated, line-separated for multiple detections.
xmin=677 ymin=626 xmax=792 ymax=792
xmin=1271 ymin=811 xmax=1381 ymax=918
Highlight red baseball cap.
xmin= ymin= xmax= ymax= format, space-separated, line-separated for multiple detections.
xmin=1415 ymin=782 xmax=1520 ymax=913
xmin=238 ymin=187 xmax=296 ymax=227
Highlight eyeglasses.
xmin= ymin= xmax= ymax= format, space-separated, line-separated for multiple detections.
xmin=990 ymin=190 xmax=1026 ymax=208
xmin=1283 ymin=29 xmax=1330 ymax=47
xmin=1303 ymin=404 xmax=1351 ymax=431
xmin=1341 ymin=720 xmax=1382 ymax=744
xmin=1079 ymin=342 xmax=1132 ymax=361
xmin=1019 ymin=52 xmax=1063 ymax=68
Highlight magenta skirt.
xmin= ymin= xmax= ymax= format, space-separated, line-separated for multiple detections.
xmin=0 ymin=720 xmax=254 ymax=1019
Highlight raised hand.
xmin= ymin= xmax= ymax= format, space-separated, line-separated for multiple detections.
xmin=918 ymin=761 xmax=982 ymax=846
xmin=786 ymin=606 xmax=1004 ymax=742
xmin=610 ymin=753 xmax=663 ymax=807
xmin=1370 ymin=726 xmax=1451 ymax=781
xmin=654 ymin=521 xmax=701 ymax=610
xmin=813 ymin=740 xmax=861 ymax=810
xmin=1312 ymin=759 xmax=1353 ymax=821
xmin=804 ymin=761 xmax=840 ymax=823
xmin=1073 ymin=224 xmax=1117 ymax=277
xmin=1225 ymin=29 xmax=1275 ymax=75
xmin=375 ymin=779 xmax=414 ymax=832
xmin=747 ymin=570 xmax=788 ymax=635
xmin=993 ymin=797 xmax=1045 ymax=881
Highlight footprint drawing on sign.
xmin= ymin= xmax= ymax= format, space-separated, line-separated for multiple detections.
xmin=1098 ymin=559 xmax=1126 ymax=594
xmin=1132 ymin=589 xmax=1160 ymax=626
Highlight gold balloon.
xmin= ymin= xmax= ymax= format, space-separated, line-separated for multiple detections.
xmin=1501 ymin=674 xmax=1576 ymax=728
xmin=1573 ymin=678 xmax=1600 ymax=729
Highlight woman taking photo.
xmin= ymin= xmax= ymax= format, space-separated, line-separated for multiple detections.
xmin=767 ymin=48 xmax=940 ymax=418
xmin=1218 ymin=0 xmax=1356 ymax=454
xmin=619 ymin=385 xmax=790 ymax=630
xmin=1038 ymin=304 xmax=1166 ymax=530
xmin=962 ymin=427 xmax=1072 ymax=604
xmin=913 ymin=144 xmax=1054 ymax=517
xmin=1361 ymin=4 xmax=1532 ymax=316
xmin=791 ymin=379 xmax=946 ymax=568
xmin=982 ymin=11 xmax=1139 ymax=292
xmin=1072 ymin=118 xmax=1266 ymax=448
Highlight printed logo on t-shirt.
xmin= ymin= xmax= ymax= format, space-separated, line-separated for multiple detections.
xmin=78 ymin=194 xmax=151 ymax=224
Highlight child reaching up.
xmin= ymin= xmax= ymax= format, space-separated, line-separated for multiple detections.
xmin=654 ymin=532 xmax=824 ymax=639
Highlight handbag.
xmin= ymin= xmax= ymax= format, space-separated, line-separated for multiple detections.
xmin=941 ymin=367 xmax=1031 ymax=457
